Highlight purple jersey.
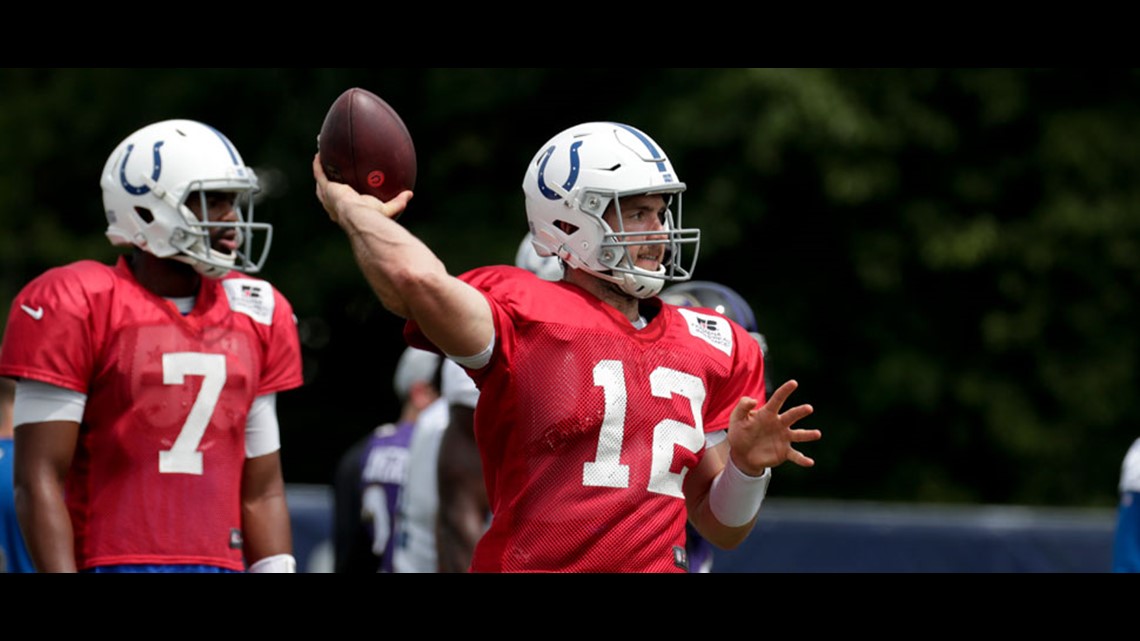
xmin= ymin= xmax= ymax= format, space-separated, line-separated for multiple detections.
xmin=359 ymin=421 xmax=415 ymax=572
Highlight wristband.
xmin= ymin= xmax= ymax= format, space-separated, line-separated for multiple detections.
xmin=247 ymin=553 xmax=297 ymax=573
xmin=709 ymin=457 xmax=772 ymax=527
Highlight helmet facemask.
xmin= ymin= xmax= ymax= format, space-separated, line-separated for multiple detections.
xmin=161 ymin=179 xmax=273 ymax=279
xmin=591 ymin=190 xmax=699 ymax=298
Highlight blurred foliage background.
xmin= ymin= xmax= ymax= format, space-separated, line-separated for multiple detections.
xmin=2 ymin=68 xmax=1137 ymax=507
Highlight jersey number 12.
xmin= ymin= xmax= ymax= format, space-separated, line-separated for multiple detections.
xmin=582 ymin=360 xmax=706 ymax=498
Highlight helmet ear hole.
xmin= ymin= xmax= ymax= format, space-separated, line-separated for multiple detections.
xmin=555 ymin=220 xmax=579 ymax=235
xmin=135 ymin=207 xmax=155 ymax=224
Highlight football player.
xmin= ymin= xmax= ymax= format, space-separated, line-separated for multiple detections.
xmin=1 ymin=120 xmax=303 ymax=572
xmin=313 ymin=121 xmax=820 ymax=572
xmin=1114 ymin=437 xmax=1140 ymax=572
xmin=332 ymin=346 xmax=442 ymax=573
xmin=391 ymin=357 xmax=478 ymax=572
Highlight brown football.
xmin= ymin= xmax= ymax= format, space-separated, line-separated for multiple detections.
xmin=318 ymin=87 xmax=417 ymax=204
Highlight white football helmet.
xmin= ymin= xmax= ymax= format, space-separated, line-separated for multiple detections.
xmin=522 ymin=122 xmax=699 ymax=298
xmin=100 ymin=119 xmax=272 ymax=278
xmin=515 ymin=231 xmax=563 ymax=281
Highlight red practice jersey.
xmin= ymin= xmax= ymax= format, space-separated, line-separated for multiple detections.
xmin=0 ymin=257 xmax=303 ymax=571
xmin=406 ymin=266 xmax=766 ymax=572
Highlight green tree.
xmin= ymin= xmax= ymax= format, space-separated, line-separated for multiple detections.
xmin=2 ymin=68 xmax=1137 ymax=507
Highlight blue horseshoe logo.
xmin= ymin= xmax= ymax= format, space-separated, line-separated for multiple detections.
xmin=119 ymin=141 xmax=165 ymax=195
xmin=536 ymin=141 xmax=582 ymax=200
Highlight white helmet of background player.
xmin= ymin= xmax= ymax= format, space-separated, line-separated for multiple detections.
xmin=100 ymin=119 xmax=273 ymax=279
xmin=515 ymin=231 xmax=563 ymax=281
xmin=392 ymin=346 xmax=443 ymax=402
xmin=522 ymin=122 xmax=699 ymax=298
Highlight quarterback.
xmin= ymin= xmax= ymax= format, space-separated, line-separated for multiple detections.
xmin=314 ymin=121 xmax=820 ymax=572
xmin=0 ymin=120 xmax=303 ymax=573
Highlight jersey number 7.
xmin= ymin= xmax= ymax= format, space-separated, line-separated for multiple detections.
xmin=158 ymin=352 xmax=227 ymax=475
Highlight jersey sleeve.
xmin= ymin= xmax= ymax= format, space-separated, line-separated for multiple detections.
xmin=0 ymin=263 xmax=104 ymax=392
xmin=256 ymin=286 xmax=304 ymax=395
xmin=402 ymin=265 xmax=522 ymax=366
xmin=725 ymin=323 xmax=767 ymax=427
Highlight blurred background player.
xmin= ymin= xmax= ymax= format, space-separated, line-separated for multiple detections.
xmin=391 ymin=357 xmax=478 ymax=572
xmin=512 ymin=230 xmax=564 ymax=282
xmin=436 ymin=232 xmax=562 ymax=572
xmin=0 ymin=119 xmax=303 ymax=573
xmin=1 ymin=375 xmax=34 ymax=572
xmin=332 ymin=346 xmax=442 ymax=573
xmin=659 ymin=280 xmax=773 ymax=573
xmin=1113 ymin=437 xmax=1140 ymax=572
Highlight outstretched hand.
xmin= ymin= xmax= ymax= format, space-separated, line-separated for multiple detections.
xmin=727 ymin=379 xmax=821 ymax=476
xmin=312 ymin=153 xmax=413 ymax=226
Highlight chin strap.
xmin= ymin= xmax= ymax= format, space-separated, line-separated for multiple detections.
xmin=172 ymin=253 xmax=230 ymax=279
xmin=620 ymin=267 xmax=666 ymax=298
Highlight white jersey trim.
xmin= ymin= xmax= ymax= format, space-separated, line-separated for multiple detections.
xmin=13 ymin=379 xmax=87 ymax=425
xmin=706 ymin=428 xmax=727 ymax=449
xmin=245 ymin=393 xmax=281 ymax=458
xmin=446 ymin=332 xmax=494 ymax=371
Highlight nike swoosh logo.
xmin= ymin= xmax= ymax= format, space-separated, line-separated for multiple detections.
xmin=20 ymin=304 xmax=44 ymax=320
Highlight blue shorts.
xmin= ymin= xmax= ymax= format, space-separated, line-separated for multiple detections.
xmin=83 ymin=564 xmax=241 ymax=573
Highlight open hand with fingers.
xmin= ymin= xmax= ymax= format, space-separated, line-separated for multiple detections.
xmin=727 ymin=379 xmax=821 ymax=476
